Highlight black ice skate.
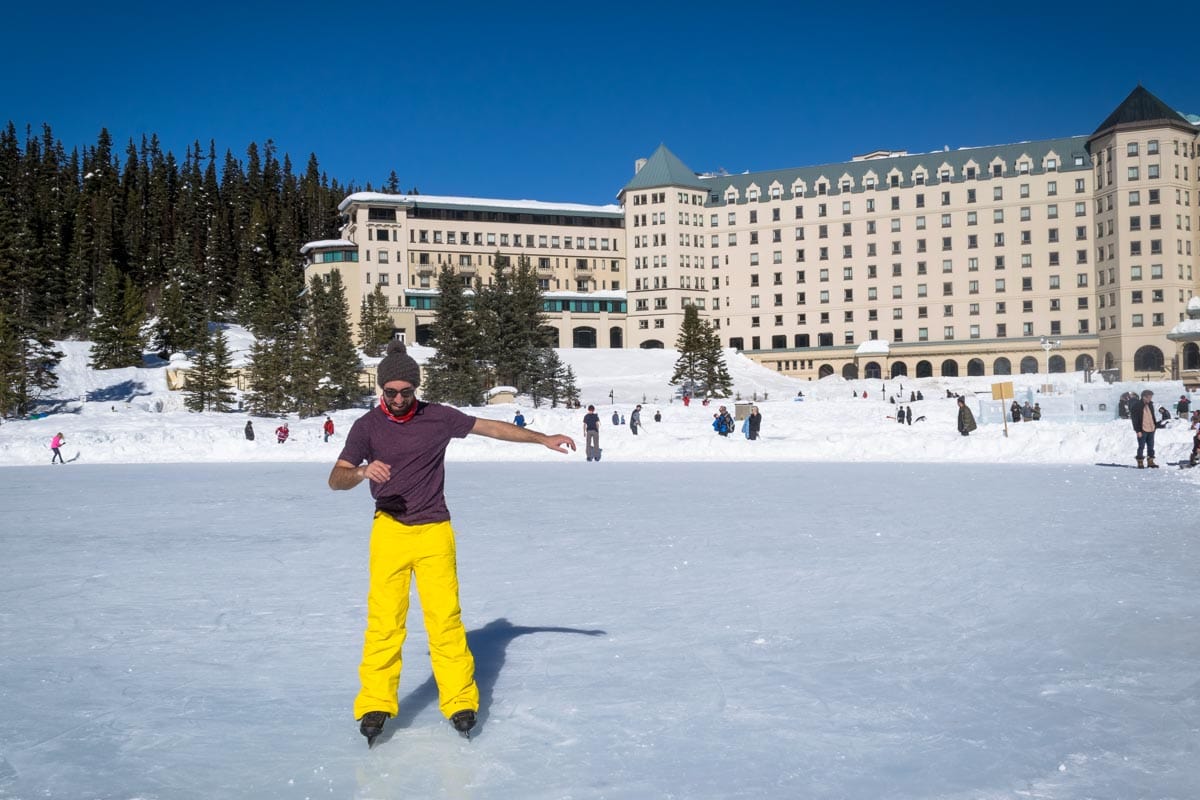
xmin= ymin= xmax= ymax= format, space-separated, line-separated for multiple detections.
xmin=450 ymin=709 xmax=477 ymax=739
xmin=359 ymin=711 xmax=389 ymax=748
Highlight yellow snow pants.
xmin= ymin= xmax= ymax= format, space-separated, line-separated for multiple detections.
xmin=353 ymin=514 xmax=479 ymax=720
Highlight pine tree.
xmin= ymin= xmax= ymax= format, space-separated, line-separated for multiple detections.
xmin=90 ymin=264 xmax=145 ymax=369
xmin=358 ymin=285 xmax=395 ymax=357
xmin=670 ymin=305 xmax=710 ymax=396
xmin=184 ymin=323 xmax=237 ymax=413
xmin=294 ymin=271 xmax=363 ymax=415
xmin=670 ymin=305 xmax=731 ymax=398
xmin=423 ymin=266 xmax=483 ymax=406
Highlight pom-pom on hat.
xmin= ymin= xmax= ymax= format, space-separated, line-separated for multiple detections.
xmin=377 ymin=341 xmax=421 ymax=388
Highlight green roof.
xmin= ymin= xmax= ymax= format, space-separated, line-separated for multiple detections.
xmin=619 ymin=144 xmax=708 ymax=195
xmin=1092 ymin=85 xmax=1195 ymax=136
xmin=698 ymin=136 xmax=1091 ymax=206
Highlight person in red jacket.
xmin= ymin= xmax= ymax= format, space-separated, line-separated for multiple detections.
xmin=275 ymin=422 xmax=289 ymax=444
xmin=323 ymin=416 xmax=335 ymax=442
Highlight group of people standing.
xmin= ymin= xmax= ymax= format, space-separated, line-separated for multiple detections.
xmin=240 ymin=416 xmax=336 ymax=444
xmin=1009 ymin=400 xmax=1042 ymax=423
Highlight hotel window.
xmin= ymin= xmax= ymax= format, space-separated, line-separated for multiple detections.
xmin=1132 ymin=314 xmax=1144 ymax=327
xmin=1128 ymin=166 xmax=1140 ymax=180
xmin=1153 ymin=313 xmax=1165 ymax=326
xmin=995 ymin=278 xmax=1006 ymax=292
xmin=1147 ymin=140 xmax=1159 ymax=155
xmin=1023 ymin=322 xmax=1034 ymax=336
xmin=1148 ymin=189 xmax=1159 ymax=204
xmin=1047 ymin=204 xmax=1058 ymax=219
xmin=1074 ymin=179 xmax=1085 ymax=193
xmin=993 ymin=186 xmax=1003 ymax=201
xmin=917 ymin=284 xmax=928 ymax=297
xmin=944 ymin=326 xmax=955 ymax=340
xmin=818 ymin=291 xmax=829 ymax=304
xmin=892 ymin=286 xmax=903 ymax=299
xmin=943 ymin=282 xmax=953 ymax=296
xmin=996 ymin=323 xmax=1007 ymax=337
xmin=378 ymin=250 xmax=389 ymax=264
xmin=994 ymin=209 xmax=1004 ymax=223
xmin=1127 ymin=142 xmax=1139 ymax=156
xmin=1047 ymin=181 xmax=1057 ymax=195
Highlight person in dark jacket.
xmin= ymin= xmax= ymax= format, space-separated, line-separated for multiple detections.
xmin=746 ymin=406 xmax=762 ymax=440
xmin=1177 ymin=394 xmax=1191 ymax=419
xmin=1010 ymin=400 xmax=1021 ymax=423
xmin=629 ymin=405 xmax=641 ymax=435
xmin=1129 ymin=389 xmax=1159 ymax=468
xmin=244 ymin=420 xmax=255 ymax=441
xmin=957 ymin=397 xmax=977 ymax=436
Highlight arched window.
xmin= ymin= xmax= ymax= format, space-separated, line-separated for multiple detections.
xmin=1020 ymin=356 xmax=1039 ymax=374
xmin=890 ymin=361 xmax=908 ymax=378
xmin=573 ymin=326 xmax=597 ymax=348
xmin=1048 ymin=355 xmax=1066 ymax=373
xmin=916 ymin=360 xmax=933 ymax=378
xmin=818 ymin=364 xmax=835 ymax=378
xmin=864 ymin=361 xmax=882 ymax=379
xmin=1134 ymin=345 xmax=1164 ymax=373
xmin=940 ymin=359 xmax=959 ymax=377
xmin=609 ymin=327 xmax=623 ymax=348
xmin=1183 ymin=343 xmax=1200 ymax=371
xmin=967 ymin=358 xmax=985 ymax=376
xmin=639 ymin=339 xmax=664 ymax=349
xmin=993 ymin=357 xmax=1012 ymax=375
xmin=1104 ymin=351 xmax=1115 ymax=369
xmin=842 ymin=363 xmax=859 ymax=379
xmin=1075 ymin=354 xmax=1094 ymax=371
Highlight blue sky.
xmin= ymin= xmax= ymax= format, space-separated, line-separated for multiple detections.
xmin=2 ymin=0 xmax=1196 ymax=205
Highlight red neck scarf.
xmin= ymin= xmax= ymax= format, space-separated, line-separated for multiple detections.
xmin=380 ymin=397 xmax=419 ymax=424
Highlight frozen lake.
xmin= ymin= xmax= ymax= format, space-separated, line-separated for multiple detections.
xmin=1 ymin=462 xmax=1198 ymax=799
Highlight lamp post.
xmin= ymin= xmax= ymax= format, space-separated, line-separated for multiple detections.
xmin=1040 ymin=336 xmax=1061 ymax=373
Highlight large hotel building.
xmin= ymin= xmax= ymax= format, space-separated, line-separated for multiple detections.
xmin=303 ymin=86 xmax=1200 ymax=382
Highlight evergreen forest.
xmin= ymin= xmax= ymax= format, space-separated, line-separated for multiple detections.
xmin=0 ymin=122 xmax=367 ymax=416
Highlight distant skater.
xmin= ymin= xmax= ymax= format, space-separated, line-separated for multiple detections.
xmin=244 ymin=420 xmax=255 ymax=441
xmin=324 ymin=416 xmax=335 ymax=442
xmin=583 ymin=404 xmax=601 ymax=462
xmin=50 ymin=432 xmax=65 ymax=464
xmin=276 ymin=422 xmax=289 ymax=444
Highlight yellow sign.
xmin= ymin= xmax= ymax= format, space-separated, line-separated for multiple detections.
xmin=991 ymin=381 xmax=1014 ymax=400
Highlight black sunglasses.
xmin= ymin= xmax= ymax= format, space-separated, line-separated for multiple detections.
xmin=382 ymin=387 xmax=416 ymax=399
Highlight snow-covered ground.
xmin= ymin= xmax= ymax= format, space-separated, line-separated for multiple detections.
xmin=2 ymin=334 xmax=1199 ymax=798
xmin=1 ymin=462 xmax=1197 ymax=799
xmin=2 ymin=329 xmax=1199 ymax=467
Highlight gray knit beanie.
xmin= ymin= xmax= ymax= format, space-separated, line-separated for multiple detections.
xmin=376 ymin=341 xmax=421 ymax=388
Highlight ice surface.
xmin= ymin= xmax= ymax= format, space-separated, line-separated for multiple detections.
xmin=1 ymin=462 xmax=1198 ymax=799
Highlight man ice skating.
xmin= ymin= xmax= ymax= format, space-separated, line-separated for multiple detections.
xmin=328 ymin=341 xmax=576 ymax=746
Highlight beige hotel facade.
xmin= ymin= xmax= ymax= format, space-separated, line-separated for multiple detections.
xmin=303 ymin=86 xmax=1199 ymax=382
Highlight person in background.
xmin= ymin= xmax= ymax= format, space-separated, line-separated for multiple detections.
xmin=905 ymin=405 xmax=912 ymax=425
xmin=1011 ymin=400 xmax=1021 ymax=423
xmin=1021 ymin=401 xmax=1034 ymax=422
xmin=513 ymin=410 xmax=526 ymax=428
xmin=1177 ymin=394 xmax=1191 ymax=419
xmin=746 ymin=405 xmax=762 ymax=440
xmin=328 ymin=342 xmax=576 ymax=746
xmin=244 ymin=420 xmax=255 ymax=441
xmin=1158 ymin=405 xmax=1171 ymax=426
xmin=654 ymin=409 xmax=662 ymax=423
xmin=583 ymin=404 xmax=601 ymax=462
xmin=713 ymin=405 xmax=734 ymax=437
xmin=1032 ymin=403 xmax=1042 ymax=421
xmin=611 ymin=409 xmax=620 ymax=426
xmin=275 ymin=422 xmax=289 ymax=444
xmin=50 ymin=432 xmax=65 ymax=464
xmin=1129 ymin=389 xmax=1159 ymax=468
xmin=324 ymin=416 xmax=335 ymax=442
xmin=957 ymin=397 xmax=977 ymax=437
xmin=629 ymin=405 xmax=641 ymax=435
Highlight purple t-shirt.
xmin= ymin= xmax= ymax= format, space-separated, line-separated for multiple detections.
xmin=338 ymin=402 xmax=476 ymax=525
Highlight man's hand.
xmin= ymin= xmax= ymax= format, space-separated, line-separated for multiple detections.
xmin=542 ymin=434 xmax=576 ymax=454
xmin=329 ymin=459 xmax=390 ymax=490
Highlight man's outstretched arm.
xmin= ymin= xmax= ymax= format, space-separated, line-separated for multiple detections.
xmin=471 ymin=418 xmax=576 ymax=454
